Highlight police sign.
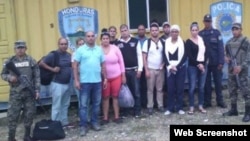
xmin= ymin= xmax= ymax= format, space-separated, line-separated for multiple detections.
xmin=58 ymin=6 xmax=99 ymax=51
xmin=210 ymin=1 xmax=242 ymax=44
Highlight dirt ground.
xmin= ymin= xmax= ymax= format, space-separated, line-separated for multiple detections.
xmin=0 ymin=89 xmax=250 ymax=141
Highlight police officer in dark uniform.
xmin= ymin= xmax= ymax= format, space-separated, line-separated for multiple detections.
xmin=199 ymin=14 xmax=226 ymax=108
xmin=1 ymin=40 xmax=40 ymax=141
xmin=223 ymin=23 xmax=250 ymax=122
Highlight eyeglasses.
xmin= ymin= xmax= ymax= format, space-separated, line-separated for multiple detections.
xmin=60 ymin=43 xmax=68 ymax=45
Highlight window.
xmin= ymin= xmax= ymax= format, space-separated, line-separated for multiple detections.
xmin=127 ymin=0 xmax=168 ymax=29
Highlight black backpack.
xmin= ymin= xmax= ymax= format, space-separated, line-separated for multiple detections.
xmin=38 ymin=51 xmax=59 ymax=85
xmin=147 ymin=38 xmax=165 ymax=52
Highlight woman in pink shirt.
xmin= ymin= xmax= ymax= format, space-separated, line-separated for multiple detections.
xmin=101 ymin=29 xmax=126 ymax=124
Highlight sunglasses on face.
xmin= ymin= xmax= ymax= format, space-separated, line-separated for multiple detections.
xmin=87 ymin=35 xmax=95 ymax=37
xmin=16 ymin=46 xmax=26 ymax=49
xmin=60 ymin=43 xmax=68 ymax=45
xmin=232 ymin=27 xmax=240 ymax=31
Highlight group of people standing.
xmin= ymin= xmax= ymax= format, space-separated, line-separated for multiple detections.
xmin=2 ymin=13 xmax=250 ymax=141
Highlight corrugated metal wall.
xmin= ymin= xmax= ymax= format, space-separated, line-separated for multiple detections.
xmin=12 ymin=0 xmax=250 ymax=59
xmin=13 ymin=0 xmax=127 ymax=59
xmin=169 ymin=0 xmax=250 ymax=40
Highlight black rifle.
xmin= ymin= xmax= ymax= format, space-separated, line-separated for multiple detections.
xmin=226 ymin=37 xmax=247 ymax=88
xmin=227 ymin=45 xmax=241 ymax=88
xmin=5 ymin=61 xmax=46 ymax=112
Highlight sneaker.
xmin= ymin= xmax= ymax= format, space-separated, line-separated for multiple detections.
xmin=80 ymin=127 xmax=87 ymax=136
xmin=63 ymin=122 xmax=75 ymax=129
xmin=203 ymin=103 xmax=212 ymax=108
xmin=158 ymin=107 xmax=165 ymax=113
xmin=100 ymin=119 xmax=109 ymax=125
xmin=178 ymin=110 xmax=185 ymax=115
xmin=23 ymin=136 xmax=34 ymax=141
xmin=148 ymin=108 xmax=153 ymax=115
xmin=164 ymin=110 xmax=171 ymax=115
xmin=217 ymin=102 xmax=227 ymax=108
xmin=135 ymin=112 xmax=142 ymax=118
xmin=91 ymin=124 xmax=101 ymax=131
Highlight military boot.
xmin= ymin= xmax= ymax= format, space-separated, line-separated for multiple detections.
xmin=223 ymin=104 xmax=238 ymax=116
xmin=23 ymin=127 xmax=34 ymax=141
xmin=242 ymin=105 xmax=250 ymax=122
xmin=8 ymin=131 xmax=16 ymax=141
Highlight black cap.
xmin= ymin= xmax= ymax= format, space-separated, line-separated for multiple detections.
xmin=203 ymin=14 xmax=212 ymax=22
xmin=232 ymin=22 xmax=242 ymax=29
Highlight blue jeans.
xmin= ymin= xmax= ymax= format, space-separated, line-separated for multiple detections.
xmin=79 ymin=82 xmax=101 ymax=127
xmin=69 ymin=74 xmax=80 ymax=107
xmin=188 ymin=66 xmax=207 ymax=107
xmin=166 ymin=65 xmax=186 ymax=112
xmin=51 ymin=82 xmax=70 ymax=126
xmin=204 ymin=65 xmax=224 ymax=105
xmin=125 ymin=70 xmax=141 ymax=114
xmin=40 ymin=84 xmax=51 ymax=98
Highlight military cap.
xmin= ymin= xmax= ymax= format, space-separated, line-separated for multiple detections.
xmin=162 ymin=21 xmax=170 ymax=27
xmin=232 ymin=22 xmax=242 ymax=29
xmin=150 ymin=22 xmax=159 ymax=28
xmin=14 ymin=40 xmax=26 ymax=48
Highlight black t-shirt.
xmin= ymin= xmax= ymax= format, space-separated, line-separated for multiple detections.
xmin=44 ymin=51 xmax=72 ymax=84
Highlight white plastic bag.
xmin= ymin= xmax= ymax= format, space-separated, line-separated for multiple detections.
xmin=118 ymin=84 xmax=134 ymax=108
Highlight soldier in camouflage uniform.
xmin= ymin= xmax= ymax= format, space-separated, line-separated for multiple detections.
xmin=223 ymin=23 xmax=250 ymax=122
xmin=1 ymin=40 xmax=40 ymax=141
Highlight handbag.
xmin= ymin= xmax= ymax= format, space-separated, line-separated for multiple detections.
xmin=118 ymin=84 xmax=135 ymax=108
xmin=32 ymin=119 xmax=66 ymax=140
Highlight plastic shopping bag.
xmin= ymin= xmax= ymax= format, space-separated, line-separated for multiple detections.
xmin=118 ymin=84 xmax=135 ymax=108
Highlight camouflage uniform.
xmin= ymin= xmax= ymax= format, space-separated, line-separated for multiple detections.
xmin=224 ymin=34 xmax=250 ymax=122
xmin=1 ymin=40 xmax=40 ymax=141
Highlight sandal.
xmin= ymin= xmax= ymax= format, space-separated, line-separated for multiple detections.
xmin=188 ymin=107 xmax=194 ymax=115
xmin=199 ymin=108 xmax=207 ymax=114
xmin=188 ymin=110 xmax=194 ymax=115
xmin=113 ymin=118 xmax=123 ymax=124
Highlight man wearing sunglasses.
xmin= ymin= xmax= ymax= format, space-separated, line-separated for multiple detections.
xmin=223 ymin=23 xmax=250 ymax=122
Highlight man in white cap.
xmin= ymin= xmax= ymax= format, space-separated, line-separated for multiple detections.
xmin=160 ymin=21 xmax=171 ymax=41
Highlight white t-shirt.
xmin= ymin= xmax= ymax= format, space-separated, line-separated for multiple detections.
xmin=142 ymin=39 xmax=163 ymax=69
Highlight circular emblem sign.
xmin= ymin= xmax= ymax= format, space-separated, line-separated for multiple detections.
xmin=216 ymin=13 xmax=235 ymax=36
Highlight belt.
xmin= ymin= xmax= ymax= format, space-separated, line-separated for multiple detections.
xmin=149 ymin=68 xmax=161 ymax=71
xmin=125 ymin=66 xmax=138 ymax=71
